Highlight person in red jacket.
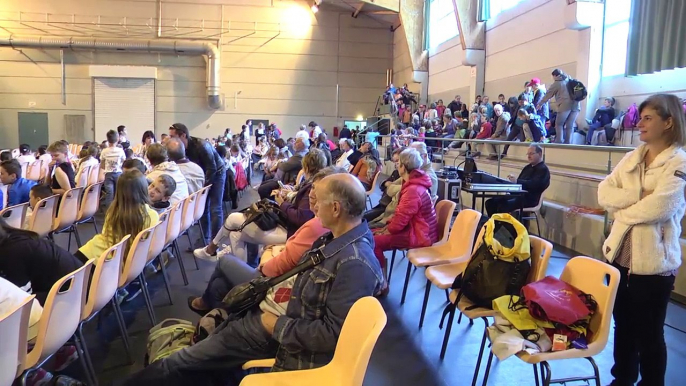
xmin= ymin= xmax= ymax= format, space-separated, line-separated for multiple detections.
xmin=373 ymin=148 xmax=438 ymax=290
xmin=473 ymin=121 xmax=493 ymax=157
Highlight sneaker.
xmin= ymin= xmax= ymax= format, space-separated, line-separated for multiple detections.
xmin=26 ymin=369 xmax=53 ymax=386
xmin=54 ymin=345 xmax=78 ymax=371
xmin=116 ymin=288 xmax=129 ymax=305
xmin=123 ymin=281 xmax=142 ymax=303
xmin=155 ymin=251 xmax=171 ymax=271
xmin=144 ymin=263 xmax=158 ymax=275
xmin=194 ymin=247 xmax=217 ymax=262
xmin=216 ymin=245 xmax=233 ymax=259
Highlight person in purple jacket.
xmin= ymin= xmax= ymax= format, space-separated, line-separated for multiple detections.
xmin=0 ymin=159 xmax=37 ymax=207
xmin=194 ymin=149 xmax=327 ymax=264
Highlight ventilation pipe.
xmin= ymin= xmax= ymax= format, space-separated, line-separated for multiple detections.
xmin=0 ymin=35 xmax=222 ymax=109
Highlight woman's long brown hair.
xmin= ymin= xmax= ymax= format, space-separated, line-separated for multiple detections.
xmin=103 ymin=170 xmax=151 ymax=253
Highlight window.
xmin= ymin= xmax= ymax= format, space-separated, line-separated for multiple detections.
xmin=428 ymin=0 xmax=459 ymax=49
xmin=601 ymin=0 xmax=631 ymax=77
xmin=487 ymin=0 xmax=526 ymax=19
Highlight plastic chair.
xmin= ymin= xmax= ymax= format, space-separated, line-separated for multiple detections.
xmin=402 ymin=208 xmax=481 ymax=328
xmin=398 ymin=200 xmax=459 ymax=305
xmin=19 ymin=261 xmax=94 ymax=386
xmin=76 ymin=235 xmax=131 ymax=385
xmin=25 ymin=160 xmax=43 ymax=181
xmin=518 ymin=195 xmax=544 ymax=236
xmin=0 ymin=202 xmax=30 ymax=229
xmin=148 ymin=210 xmax=174 ymax=305
xmin=180 ymin=192 xmax=200 ymax=270
xmin=75 ymin=183 xmax=102 ymax=234
xmin=165 ymin=202 xmax=189 ymax=285
xmin=87 ymin=163 xmax=100 ymax=186
xmin=191 ymin=185 xmax=211 ymax=245
xmin=11 ymin=149 xmax=19 ymax=158
xmin=28 ymin=195 xmax=59 ymax=238
xmin=51 ymin=187 xmax=84 ymax=250
xmin=75 ymin=166 xmax=91 ymax=188
xmin=240 ymin=297 xmax=387 ymax=386
xmin=19 ymin=162 xmax=29 ymax=179
xmin=0 ymin=294 xmax=35 ymax=386
xmin=480 ymin=256 xmax=620 ymax=386
xmin=364 ymin=171 xmax=381 ymax=209
xmin=119 ymin=222 xmax=160 ymax=328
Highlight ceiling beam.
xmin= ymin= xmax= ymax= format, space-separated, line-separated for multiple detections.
xmin=352 ymin=3 xmax=365 ymax=18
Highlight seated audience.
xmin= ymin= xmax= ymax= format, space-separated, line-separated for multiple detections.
xmin=258 ymin=137 xmax=309 ymax=199
xmin=409 ymin=141 xmax=438 ymax=196
xmin=122 ymin=173 xmax=383 ymax=385
xmin=76 ymin=170 xmax=159 ymax=263
xmin=196 ymin=149 xmax=327 ymax=263
xmin=518 ymin=109 xmax=546 ymax=142
xmin=260 ymin=146 xmax=281 ymax=182
xmin=373 ymin=148 xmax=438 ymax=292
xmin=485 ymin=144 xmax=550 ymax=216
xmin=530 ymin=78 xmax=549 ymax=121
xmin=364 ymin=148 xmax=403 ymax=222
xmin=122 ymin=158 xmax=147 ymax=174
xmin=188 ymin=166 xmax=343 ymax=314
xmin=586 ymin=97 xmax=617 ymax=145
xmin=472 ymin=121 xmax=494 ymax=157
xmin=145 ymin=143 xmax=189 ymax=205
xmin=486 ymin=104 xmax=511 ymax=159
xmin=149 ymin=174 xmax=176 ymax=213
xmin=37 ymin=145 xmax=52 ymax=166
xmin=76 ymin=145 xmax=100 ymax=174
xmin=0 ymin=218 xmax=83 ymax=304
xmin=502 ymin=94 xmax=536 ymax=157
xmin=17 ymin=144 xmax=36 ymax=165
xmin=140 ymin=130 xmax=156 ymax=158
xmin=351 ymin=142 xmax=382 ymax=191
xmin=0 ymin=159 xmax=37 ymax=206
xmin=252 ymin=136 xmax=269 ymax=166
xmin=308 ymin=121 xmax=322 ymax=140
xmin=165 ymin=138 xmax=204 ymax=194
xmin=24 ymin=185 xmax=54 ymax=229
xmin=47 ymin=141 xmax=76 ymax=196
xmin=336 ymin=139 xmax=355 ymax=170
xmin=1 ymin=150 xmax=13 ymax=162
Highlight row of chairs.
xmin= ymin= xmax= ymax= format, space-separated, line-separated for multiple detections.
xmin=386 ymin=201 xmax=620 ymax=386
xmin=0 ymin=185 xmax=212 ymax=386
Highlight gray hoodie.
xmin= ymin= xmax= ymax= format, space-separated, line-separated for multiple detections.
xmin=540 ymin=74 xmax=581 ymax=112
xmin=492 ymin=111 xmax=511 ymax=139
xmin=147 ymin=161 xmax=190 ymax=205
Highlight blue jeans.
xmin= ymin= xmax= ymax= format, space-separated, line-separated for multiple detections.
xmin=554 ymin=109 xmax=580 ymax=144
xmin=101 ymin=172 xmax=121 ymax=211
xmin=586 ymin=122 xmax=603 ymax=144
xmin=202 ymin=172 xmax=226 ymax=243
xmin=202 ymin=254 xmax=260 ymax=309
xmin=122 ymin=310 xmax=278 ymax=386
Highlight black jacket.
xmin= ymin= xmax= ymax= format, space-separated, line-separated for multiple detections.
xmin=532 ymin=89 xmax=550 ymax=120
xmin=277 ymin=151 xmax=306 ymax=184
xmin=517 ymin=162 xmax=550 ymax=208
xmin=185 ymin=136 xmax=224 ymax=185
xmin=447 ymin=101 xmax=463 ymax=116
xmin=0 ymin=233 xmax=83 ymax=305
xmin=339 ymin=127 xmax=352 ymax=139
xmin=347 ymin=150 xmax=363 ymax=168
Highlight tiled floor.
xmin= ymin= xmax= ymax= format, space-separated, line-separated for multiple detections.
xmin=46 ymin=177 xmax=686 ymax=386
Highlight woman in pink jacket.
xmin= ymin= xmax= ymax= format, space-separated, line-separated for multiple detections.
xmin=373 ymin=148 xmax=438 ymax=289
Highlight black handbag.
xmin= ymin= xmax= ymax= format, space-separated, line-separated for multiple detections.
xmin=222 ymin=246 xmax=327 ymax=316
xmin=228 ymin=199 xmax=287 ymax=232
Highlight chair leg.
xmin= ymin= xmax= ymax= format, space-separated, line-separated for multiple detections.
xmin=480 ymin=351 xmax=495 ymax=386
xmin=185 ymin=231 xmax=200 ymax=270
xmin=388 ymin=250 xmax=397 ymax=282
xmin=139 ymin=274 xmax=157 ymax=326
xmin=92 ymin=217 xmax=99 ymax=234
xmin=400 ymin=261 xmax=412 ymax=305
xmin=198 ymin=221 xmax=207 ymax=247
xmin=439 ymin=304 xmax=456 ymax=360
xmin=471 ymin=319 xmax=489 ymax=386
xmin=418 ymin=280 xmax=431 ymax=329
xmin=173 ymin=241 xmax=189 ymax=285
xmin=535 ymin=213 xmax=541 ymax=236
xmin=74 ymin=225 xmax=83 ymax=248
xmin=157 ymin=255 xmax=174 ymax=305
xmin=586 ymin=357 xmax=601 ymax=386
xmin=541 ymin=362 xmax=552 ymax=386
xmin=78 ymin=324 xmax=98 ymax=386
xmin=533 ymin=364 xmax=540 ymax=386
xmin=73 ymin=334 xmax=95 ymax=386
xmin=67 ymin=230 xmax=72 ymax=251
xmin=111 ymin=299 xmax=133 ymax=364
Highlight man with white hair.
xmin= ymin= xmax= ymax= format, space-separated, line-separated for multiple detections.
xmin=409 ymin=141 xmax=438 ymax=196
xmin=486 ymin=103 xmax=511 ymax=159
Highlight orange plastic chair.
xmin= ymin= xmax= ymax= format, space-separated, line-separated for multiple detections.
xmin=0 ymin=294 xmax=35 ymax=386
xmin=51 ymin=187 xmax=84 ymax=250
xmin=18 ymin=261 xmax=94 ymax=385
xmin=240 ymin=297 xmax=387 ymax=386
xmin=479 ymin=256 xmax=620 ymax=386
xmin=28 ymin=195 xmax=59 ymax=238
xmin=0 ymin=202 xmax=30 ymax=229
xmin=76 ymin=235 xmax=131 ymax=385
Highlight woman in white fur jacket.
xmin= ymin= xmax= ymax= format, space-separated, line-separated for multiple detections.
xmin=598 ymin=94 xmax=686 ymax=386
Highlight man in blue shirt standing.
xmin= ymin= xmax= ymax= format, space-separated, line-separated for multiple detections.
xmin=0 ymin=159 xmax=37 ymax=207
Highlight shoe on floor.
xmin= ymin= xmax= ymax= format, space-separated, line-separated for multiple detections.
xmin=116 ymin=288 xmax=129 ymax=305
xmin=26 ymin=369 xmax=53 ymax=386
xmin=54 ymin=345 xmax=78 ymax=371
xmin=123 ymin=281 xmax=142 ymax=303
xmin=194 ymin=247 xmax=217 ymax=262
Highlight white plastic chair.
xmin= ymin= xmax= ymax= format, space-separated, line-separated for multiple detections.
xmin=51 ymin=187 xmax=84 ymax=250
xmin=119 ymin=222 xmax=160 ymax=327
xmin=19 ymin=162 xmax=29 ymax=179
xmin=148 ymin=210 xmax=173 ymax=305
xmin=364 ymin=171 xmax=381 ymax=209
xmin=25 ymin=160 xmax=43 ymax=181
xmin=87 ymin=163 xmax=101 ymax=186
xmin=165 ymin=202 xmax=189 ymax=285
xmin=75 ymin=182 xmax=102 ymax=234
xmin=0 ymin=294 xmax=35 ymax=386
xmin=519 ymin=195 xmax=544 ymax=236
xmin=180 ymin=192 xmax=200 ymax=270
xmin=28 ymin=195 xmax=59 ymax=238
xmin=191 ymin=185 xmax=211 ymax=245
xmin=19 ymin=261 xmax=94 ymax=386
xmin=75 ymin=165 xmax=91 ymax=188
xmin=0 ymin=202 xmax=30 ymax=229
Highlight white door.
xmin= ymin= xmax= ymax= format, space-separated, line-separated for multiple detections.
xmin=93 ymin=77 xmax=155 ymax=147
